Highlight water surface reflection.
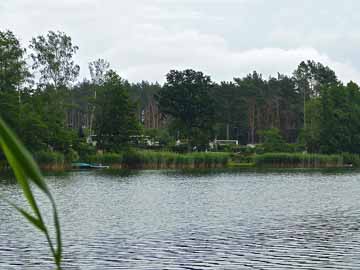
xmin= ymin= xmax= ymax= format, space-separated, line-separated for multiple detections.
xmin=1 ymin=169 xmax=360 ymax=269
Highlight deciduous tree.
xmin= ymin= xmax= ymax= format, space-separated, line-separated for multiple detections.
xmin=156 ymin=69 xmax=216 ymax=149
xmin=30 ymin=31 xmax=80 ymax=88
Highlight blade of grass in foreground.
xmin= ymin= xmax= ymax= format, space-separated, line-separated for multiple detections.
xmin=0 ymin=117 xmax=62 ymax=269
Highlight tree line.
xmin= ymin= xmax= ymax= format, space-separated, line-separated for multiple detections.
xmin=1 ymin=29 xmax=359 ymax=159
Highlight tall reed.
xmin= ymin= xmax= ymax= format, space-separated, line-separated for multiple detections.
xmin=86 ymin=152 xmax=123 ymax=165
xmin=255 ymin=153 xmax=343 ymax=168
xmin=122 ymin=150 xmax=230 ymax=169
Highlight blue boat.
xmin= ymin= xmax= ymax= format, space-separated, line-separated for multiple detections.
xmin=72 ymin=163 xmax=110 ymax=170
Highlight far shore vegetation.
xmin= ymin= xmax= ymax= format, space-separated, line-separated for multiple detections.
xmin=1 ymin=29 xmax=360 ymax=171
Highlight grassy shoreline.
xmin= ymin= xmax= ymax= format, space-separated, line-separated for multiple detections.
xmin=1 ymin=151 xmax=356 ymax=172
xmin=254 ymin=153 xmax=344 ymax=168
xmin=86 ymin=151 xmax=230 ymax=169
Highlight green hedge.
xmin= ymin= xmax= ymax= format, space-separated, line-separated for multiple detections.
xmin=255 ymin=153 xmax=343 ymax=168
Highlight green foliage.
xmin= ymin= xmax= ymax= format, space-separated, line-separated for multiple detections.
xmin=234 ymin=145 xmax=256 ymax=154
xmin=129 ymin=81 xmax=162 ymax=113
xmin=29 ymin=87 xmax=76 ymax=153
xmin=304 ymin=82 xmax=360 ymax=154
xmin=3 ymin=26 xmax=360 ymax=164
xmin=258 ymin=128 xmax=286 ymax=152
xmin=73 ymin=141 xmax=96 ymax=160
xmin=122 ymin=149 xmax=143 ymax=167
xmin=300 ymin=98 xmax=322 ymax=152
xmin=0 ymin=30 xmax=30 ymax=92
xmin=0 ymin=117 xmax=62 ymax=269
xmin=156 ymin=69 xmax=216 ymax=148
xmin=0 ymin=90 xmax=20 ymax=130
xmin=215 ymin=144 xmax=233 ymax=152
xmin=122 ymin=150 xmax=230 ymax=168
xmin=143 ymin=128 xmax=173 ymax=147
xmin=34 ymin=151 xmax=65 ymax=165
xmin=89 ymin=58 xmax=110 ymax=85
xmin=341 ymin=153 xmax=360 ymax=167
xmin=30 ymin=30 xmax=80 ymax=88
xmin=65 ymin=148 xmax=79 ymax=162
xmin=95 ymin=70 xmax=140 ymax=151
xmin=255 ymin=153 xmax=343 ymax=168
xmin=283 ymin=143 xmax=306 ymax=153
xmin=231 ymin=153 xmax=254 ymax=164
xmin=170 ymin=143 xmax=190 ymax=153
xmin=211 ymin=82 xmax=244 ymax=141
xmin=293 ymin=60 xmax=338 ymax=98
xmin=86 ymin=152 xmax=123 ymax=165
xmin=88 ymin=149 xmax=232 ymax=168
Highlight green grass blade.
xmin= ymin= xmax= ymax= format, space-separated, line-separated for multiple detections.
xmin=1 ymin=197 xmax=46 ymax=232
xmin=0 ymin=117 xmax=62 ymax=268
xmin=0 ymin=118 xmax=49 ymax=195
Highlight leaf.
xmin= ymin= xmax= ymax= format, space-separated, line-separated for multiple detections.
xmin=0 ymin=196 xmax=46 ymax=232
xmin=0 ymin=117 xmax=62 ymax=269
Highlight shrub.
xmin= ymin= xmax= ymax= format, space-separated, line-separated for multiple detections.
xmin=65 ymin=148 xmax=79 ymax=162
xmin=74 ymin=142 xmax=97 ymax=159
xmin=34 ymin=151 xmax=65 ymax=165
xmin=283 ymin=143 xmax=306 ymax=153
xmin=233 ymin=145 xmax=256 ymax=154
xmin=258 ymin=128 xmax=286 ymax=152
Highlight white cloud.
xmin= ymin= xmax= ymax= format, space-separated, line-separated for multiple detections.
xmin=1 ymin=0 xmax=359 ymax=84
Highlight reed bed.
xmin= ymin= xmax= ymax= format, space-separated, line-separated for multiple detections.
xmin=88 ymin=150 xmax=230 ymax=169
xmin=123 ymin=150 xmax=230 ymax=169
xmin=342 ymin=153 xmax=360 ymax=167
xmin=255 ymin=153 xmax=343 ymax=168
xmin=86 ymin=153 xmax=123 ymax=166
xmin=34 ymin=151 xmax=65 ymax=171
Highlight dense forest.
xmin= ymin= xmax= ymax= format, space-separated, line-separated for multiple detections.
xmin=1 ymin=29 xmax=359 ymax=162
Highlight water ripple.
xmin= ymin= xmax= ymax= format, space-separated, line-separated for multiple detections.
xmin=1 ymin=170 xmax=360 ymax=269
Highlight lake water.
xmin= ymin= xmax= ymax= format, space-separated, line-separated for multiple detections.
xmin=1 ymin=169 xmax=360 ymax=269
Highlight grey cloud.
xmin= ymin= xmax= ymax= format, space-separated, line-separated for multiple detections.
xmin=1 ymin=0 xmax=359 ymax=83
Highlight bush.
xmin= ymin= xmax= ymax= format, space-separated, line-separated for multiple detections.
xmin=65 ymin=148 xmax=79 ymax=162
xmin=254 ymin=145 xmax=265 ymax=154
xmin=283 ymin=144 xmax=306 ymax=153
xmin=233 ymin=145 xmax=256 ymax=154
xmin=74 ymin=142 xmax=97 ymax=159
xmin=215 ymin=144 xmax=232 ymax=152
xmin=258 ymin=128 xmax=286 ymax=152
xmin=34 ymin=151 xmax=65 ymax=165
xmin=143 ymin=128 xmax=174 ymax=147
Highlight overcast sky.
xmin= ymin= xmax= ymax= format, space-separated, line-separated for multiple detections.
xmin=1 ymin=0 xmax=359 ymax=84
